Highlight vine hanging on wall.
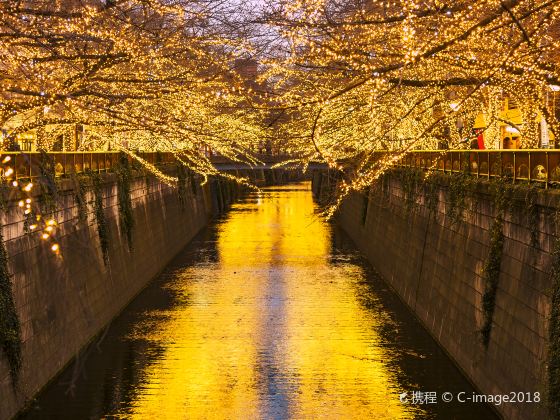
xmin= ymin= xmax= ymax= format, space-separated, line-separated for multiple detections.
xmin=480 ymin=179 xmax=510 ymax=349
xmin=91 ymin=172 xmax=110 ymax=264
xmin=423 ymin=172 xmax=440 ymax=220
xmin=446 ymin=171 xmax=470 ymax=225
xmin=38 ymin=149 xmax=58 ymax=215
xmin=398 ymin=167 xmax=422 ymax=215
xmin=525 ymin=185 xmax=540 ymax=249
xmin=0 ymin=224 xmax=21 ymax=385
xmin=71 ymin=174 xmax=88 ymax=225
xmin=116 ymin=153 xmax=135 ymax=251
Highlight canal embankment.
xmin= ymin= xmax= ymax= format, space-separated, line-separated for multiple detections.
xmin=313 ymin=169 xmax=558 ymax=420
xmin=0 ymin=166 xmax=256 ymax=420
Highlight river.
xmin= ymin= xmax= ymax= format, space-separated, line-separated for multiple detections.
xmin=21 ymin=182 xmax=497 ymax=419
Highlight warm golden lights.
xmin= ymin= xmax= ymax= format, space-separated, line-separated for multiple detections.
xmin=2 ymin=1 xmax=560 ymax=229
xmin=116 ymin=184 xmax=422 ymax=419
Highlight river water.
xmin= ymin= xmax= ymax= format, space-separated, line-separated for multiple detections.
xmin=21 ymin=182 xmax=497 ymax=419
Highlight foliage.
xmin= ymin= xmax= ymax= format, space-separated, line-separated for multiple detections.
xmin=423 ymin=172 xmax=440 ymax=218
xmin=480 ymin=216 xmax=504 ymax=348
xmin=0 ymin=223 xmax=21 ymax=385
xmin=525 ymin=184 xmax=540 ymax=249
xmin=91 ymin=172 xmax=110 ymax=264
xmin=446 ymin=171 xmax=470 ymax=225
xmin=116 ymin=154 xmax=135 ymax=251
xmin=398 ymin=167 xmax=423 ymax=215
xmin=72 ymin=174 xmax=88 ymax=224
xmin=480 ymin=179 xmax=511 ymax=348
xmin=259 ymin=0 xmax=560 ymax=215
xmin=0 ymin=1 xmax=266 ymax=187
xmin=38 ymin=150 xmax=58 ymax=215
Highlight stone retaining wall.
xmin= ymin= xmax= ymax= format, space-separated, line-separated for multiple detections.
xmin=0 ymin=172 xmax=237 ymax=420
xmin=313 ymin=170 xmax=556 ymax=420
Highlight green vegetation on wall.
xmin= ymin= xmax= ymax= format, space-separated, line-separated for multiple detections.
xmin=376 ymin=169 xmax=526 ymax=349
xmin=446 ymin=171 xmax=470 ymax=225
xmin=91 ymin=172 xmax=110 ymax=264
xmin=116 ymin=153 xmax=135 ymax=251
xmin=480 ymin=180 xmax=510 ymax=348
xmin=423 ymin=173 xmax=440 ymax=218
xmin=38 ymin=149 xmax=58 ymax=215
xmin=525 ymin=185 xmax=540 ymax=249
xmin=397 ymin=167 xmax=422 ymax=214
xmin=72 ymin=174 xmax=88 ymax=224
xmin=0 ymin=224 xmax=21 ymax=385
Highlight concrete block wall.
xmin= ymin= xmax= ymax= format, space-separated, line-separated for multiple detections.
xmin=313 ymin=171 xmax=556 ymax=420
xmin=0 ymin=172 xmax=234 ymax=420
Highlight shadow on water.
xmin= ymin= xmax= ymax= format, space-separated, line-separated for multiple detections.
xmin=19 ymin=182 xmax=498 ymax=420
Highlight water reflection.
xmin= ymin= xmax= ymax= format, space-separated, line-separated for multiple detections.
xmin=21 ymin=183 xmax=496 ymax=420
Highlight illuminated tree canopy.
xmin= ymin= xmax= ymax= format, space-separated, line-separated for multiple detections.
xmin=259 ymin=0 xmax=560 ymax=193
xmin=0 ymin=0 xmax=265 ymax=178
xmin=2 ymin=0 xmax=560 ymax=194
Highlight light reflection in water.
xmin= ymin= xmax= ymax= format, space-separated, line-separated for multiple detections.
xmin=121 ymin=184 xmax=417 ymax=419
xmin=22 ymin=182 xmax=497 ymax=420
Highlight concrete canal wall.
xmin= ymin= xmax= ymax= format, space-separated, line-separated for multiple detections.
xmin=313 ymin=170 xmax=557 ymax=420
xmin=0 ymin=170 xmax=243 ymax=420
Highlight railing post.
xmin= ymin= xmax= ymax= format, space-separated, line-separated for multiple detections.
xmin=477 ymin=152 xmax=480 ymax=178
xmin=513 ymin=152 xmax=516 ymax=184
xmin=546 ymin=151 xmax=550 ymax=189
xmin=500 ymin=152 xmax=503 ymax=178
xmin=528 ymin=152 xmax=531 ymax=184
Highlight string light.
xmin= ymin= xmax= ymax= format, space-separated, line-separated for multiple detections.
xmin=261 ymin=0 xmax=560 ymax=214
xmin=0 ymin=0 xmax=559 ymax=218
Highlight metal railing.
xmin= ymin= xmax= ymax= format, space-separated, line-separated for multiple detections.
xmin=0 ymin=151 xmax=297 ymax=179
xmin=4 ymin=150 xmax=557 ymax=184
xmin=0 ymin=152 xmax=177 ymax=180
xmin=378 ymin=150 xmax=560 ymax=187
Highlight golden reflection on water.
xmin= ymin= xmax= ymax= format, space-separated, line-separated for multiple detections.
xmin=120 ymin=183 xmax=422 ymax=419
